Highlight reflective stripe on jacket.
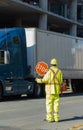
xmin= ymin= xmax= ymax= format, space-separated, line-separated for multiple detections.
xmin=41 ymin=66 xmax=63 ymax=94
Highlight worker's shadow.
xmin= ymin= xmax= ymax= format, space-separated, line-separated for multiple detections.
xmin=60 ymin=116 xmax=83 ymax=122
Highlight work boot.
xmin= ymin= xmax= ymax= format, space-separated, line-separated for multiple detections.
xmin=47 ymin=119 xmax=55 ymax=123
xmin=55 ymin=116 xmax=59 ymax=122
xmin=46 ymin=114 xmax=55 ymax=122
xmin=44 ymin=118 xmax=55 ymax=122
xmin=54 ymin=114 xmax=59 ymax=122
xmin=46 ymin=119 xmax=55 ymax=123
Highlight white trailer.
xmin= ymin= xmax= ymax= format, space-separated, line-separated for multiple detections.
xmin=25 ymin=28 xmax=83 ymax=93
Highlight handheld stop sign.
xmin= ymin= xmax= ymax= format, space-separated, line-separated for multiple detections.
xmin=35 ymin=61 xmax=48 ymax=76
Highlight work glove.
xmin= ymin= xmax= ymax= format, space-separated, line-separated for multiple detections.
xmin=35 ymin=78 xmax=42 ymax=83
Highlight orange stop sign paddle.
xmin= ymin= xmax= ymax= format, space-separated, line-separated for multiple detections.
xmin=35 ymin=61 xmax=48 ymax=76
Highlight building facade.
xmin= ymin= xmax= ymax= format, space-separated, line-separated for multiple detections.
xmin=0 ymin=0 xmax=83 ymax=37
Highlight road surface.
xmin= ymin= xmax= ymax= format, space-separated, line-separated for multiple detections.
xmin=0 ymin=93 xmax=83 ymax=130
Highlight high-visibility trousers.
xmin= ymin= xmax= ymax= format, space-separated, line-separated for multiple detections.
xmin=46 ymin=94 xmax=60 ymax=121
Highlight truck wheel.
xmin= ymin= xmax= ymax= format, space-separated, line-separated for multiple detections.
xmin=34 ymin=83 xmax=42 ymax=98
xmin=0 ymin=83 xmax=3 ymax=101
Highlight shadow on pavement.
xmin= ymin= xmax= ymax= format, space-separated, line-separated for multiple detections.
xmin=1 ymin=95 xmax=44 ymax=102
xmin=1 ymin=92 xmax=83 ymax=102
xmin=61 ymin=92 xmax=83 ymax=97
xmin=60 ymin=115 xmax=83 ymax=122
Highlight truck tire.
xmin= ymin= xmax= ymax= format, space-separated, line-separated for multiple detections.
xmin=34 ymin=83 xmax=42 ymax=98
xmin=0 ymin=83 xmax=3 ymax=101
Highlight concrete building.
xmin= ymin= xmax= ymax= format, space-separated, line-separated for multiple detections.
xmin=0 ymin=0 xmax=83 ymax=37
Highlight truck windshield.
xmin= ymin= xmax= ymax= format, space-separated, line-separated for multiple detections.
xmin=0 ymin=50 xmax=10 ymax=64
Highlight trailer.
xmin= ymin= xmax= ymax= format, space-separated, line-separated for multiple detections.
xmin=0 ymin=27 xmax=83 ymax=100
xmin=26 ymin=28 xmax=83 ymax=93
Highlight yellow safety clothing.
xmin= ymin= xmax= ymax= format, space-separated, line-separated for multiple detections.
xmin=37 ymin=66 xmax=63 ymax=95
xmin=46 ymin=94 xmax=60 ymax=122
xmin=36 ymin=64 xmax=63 ymax=122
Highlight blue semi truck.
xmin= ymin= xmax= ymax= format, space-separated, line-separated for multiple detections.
xmin=0 ymin=27 xmax=45 ymax=100
xmin=0 ymin=27 xmax=83 ymax=100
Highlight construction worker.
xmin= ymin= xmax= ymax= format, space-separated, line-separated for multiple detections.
xmin=36 ymin=58 xmax=63 ymax=122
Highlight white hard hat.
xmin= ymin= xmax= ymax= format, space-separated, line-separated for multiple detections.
xmin=50 ymin=58 xmax=57 ymax=65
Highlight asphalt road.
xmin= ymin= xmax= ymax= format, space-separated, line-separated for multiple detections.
xmin=0 ymin=93 xmax=83 ymax=130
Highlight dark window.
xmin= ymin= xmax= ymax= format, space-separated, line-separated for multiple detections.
xmin=0 ymin=50 xmax=10 ymax=64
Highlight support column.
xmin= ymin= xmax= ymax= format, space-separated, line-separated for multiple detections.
xmin=39 ymin=0 xmax=48 ymax=30
xmin=40 ymin=0 xmax=48 ymax=10
xmin=69 ymin=0 xmax=77 ymax=36
xmin=70 ymin=0 xmax=77 ymax=20
xmin=70 ymin=24 xmax=77 ymax=36
xmin=39 ymin=14 xmax=47 ymax=30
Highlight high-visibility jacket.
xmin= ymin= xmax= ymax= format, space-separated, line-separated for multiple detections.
xmin=38 ymin=66 xmax=63 ymax=95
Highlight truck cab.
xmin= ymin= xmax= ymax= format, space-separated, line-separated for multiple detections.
xmin=0 ymin=28 xmax=39 ymax=100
